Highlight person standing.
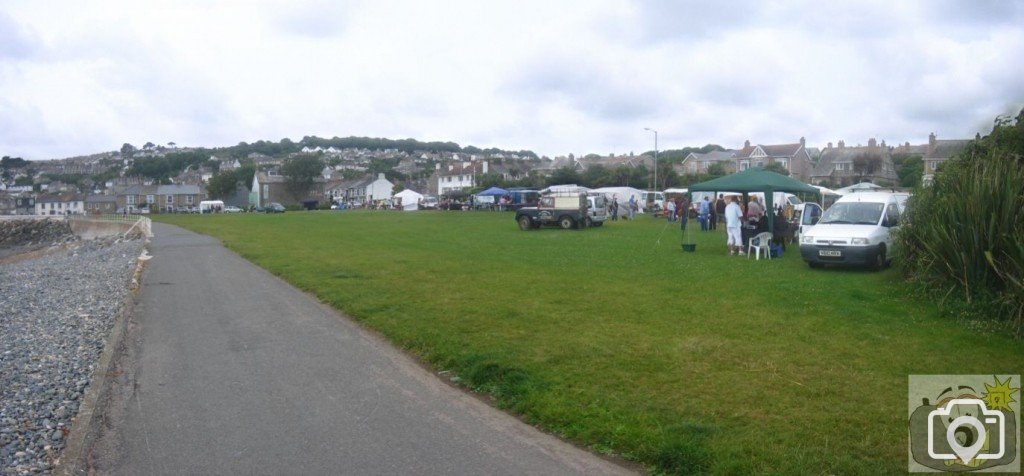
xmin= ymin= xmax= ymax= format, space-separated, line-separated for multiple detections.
xmin=611 ymin=196 xmax=619 ymax=221
xmin=725 ymin=196 xmax=745 ymax=255
xmin=708 ymin=198 xmax=718 ymax=230
xmin=698 ymin=196 xmax=711 ymax=231
xmin=679 ymin=195 xmax=690 ymax=231
xmin=666 ymin=198 xmax=676 ymax=222
xmin=747 ymin=196 xmax=763 ymax=223
xmin=628 ymin=195 xmax=637 ymax=220
xmin=715 ymin=194 xmax=727 ymax=229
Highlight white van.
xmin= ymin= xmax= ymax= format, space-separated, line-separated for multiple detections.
xmin=199 ymin=200 xmax=225 ymax=214
xmin=799 ymin=192 xmax=901 ymax=270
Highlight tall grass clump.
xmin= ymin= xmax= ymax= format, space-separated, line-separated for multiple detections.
xmin=896 ymin=109 xmax=1024 ymax=335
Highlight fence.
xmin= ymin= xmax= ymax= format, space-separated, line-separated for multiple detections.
xmin=67 ymin=214 xmax=153 ymax=239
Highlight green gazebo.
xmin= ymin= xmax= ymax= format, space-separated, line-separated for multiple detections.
xmin=688 ymin=168 xmax=820 ymax=233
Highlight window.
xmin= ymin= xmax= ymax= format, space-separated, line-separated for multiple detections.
xmin=146 ymin=194 xmax=154 ymax=204
xmin=778 ymin=159 xmax=788 ymax=169
xmin=835 ymin=163 xmax=846 ymax=171
xmin=166 ymin=195 xmax=174 ymax=204
xmin=740 ymin=160 xmax=749 ymax=171
xmin=127 ymin=195 xmax=136 ymax=205
xmin=186 ymin=195 xmax=194 ymax=204
xmin=755 ymin=161 xmax=764 ymax=168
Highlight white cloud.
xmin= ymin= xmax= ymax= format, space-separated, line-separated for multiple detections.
xmin=1 ymin=0 xmax=1022 ymax=159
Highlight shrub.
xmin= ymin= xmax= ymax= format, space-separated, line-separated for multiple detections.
xmin=896 ymin=109 xmax=1024 ymax=335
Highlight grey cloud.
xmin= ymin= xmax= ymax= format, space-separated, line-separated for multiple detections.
xmin=0 ymin=12 xmax=40 ymax=59
xmin=272 ymin=1 xmax=356 ymax=38
xmin=923 ymin=0 xmax=1024 ymax=28
xmin=616 ymin=0 xmax=762 ymax=44
xmin=503 ymin=53 xmax=665 ymax=121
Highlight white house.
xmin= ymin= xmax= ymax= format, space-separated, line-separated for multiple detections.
xmin=346 ymin=173 xmax=394 ymax=203
xmin=35 ymin=193 xmax=85 ymax=216
xmin=437 ymin=161 xmax=488 ymax=195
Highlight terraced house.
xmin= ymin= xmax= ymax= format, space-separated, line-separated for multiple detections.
xmin=118 ymin=184 xmax=205 ymax=213
xmin=34 ymin=193 xmax=85 ymax=216
xmin=809 ymin=139 xmax=899 ymax=187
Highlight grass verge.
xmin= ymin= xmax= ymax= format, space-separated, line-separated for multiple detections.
xmin=156 ymin=211 xmax=1024 ymax=474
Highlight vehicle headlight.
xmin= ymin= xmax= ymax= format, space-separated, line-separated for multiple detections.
xmin=851 ymin=238 xmax=869 ymax=245
xmin=800 ymin=235 xmax=813 ymax=244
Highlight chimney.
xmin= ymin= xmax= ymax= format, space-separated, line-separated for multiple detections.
xmin=880 ymin=139 xmax=886 ymax=148
xmin=928 ymin=132 xmax=936 ymax=148
xmin=827 ymin=142 xmax=833 ymax=149
xmin=482 ymin=161 xmax=488 ymax=174
xmin=838 ymin=140 xmax=845 ymax=149
xmin=800 ymin=137 xmax=806 ymax=148
xmin=744 ymin=140 xmax=751 ymax=148
xmin=868 ymin=138 xmax=877 ymax=148
xmin=378 ymin=173 xmax=385 ymax=180
xmin=975 ymin=132 xmax=981 ymax=140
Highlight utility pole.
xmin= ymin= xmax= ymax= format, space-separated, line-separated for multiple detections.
xmin=644 ymin=128 xmax=658 ymax=190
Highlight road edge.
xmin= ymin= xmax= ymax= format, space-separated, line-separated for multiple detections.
xmin=54 ymin=243 xmax=150 ymax=476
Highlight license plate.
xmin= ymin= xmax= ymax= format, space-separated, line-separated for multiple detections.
xmin=819 ymin=250 xmax=842 ymax=257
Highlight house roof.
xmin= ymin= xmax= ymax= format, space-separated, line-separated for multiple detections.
xmin=686 ymin=150 xmax=736 ymax=163
xmin=925 ymin=139 xmax=972 ymax=160
xmin=85 ymin=194 xmax=118 ymax=203
xmin=124 ymin=184 xmax=159 ymax=195
xmin=156 ymin=184 xmax=201 ymax=195
xmin=36 ymin=193 xmax=83 ymax=203
xmin=761 ymin=143 xmax=802 ymax=157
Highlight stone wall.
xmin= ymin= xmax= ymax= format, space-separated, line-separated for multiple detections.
xmin=0 ymin=219 xmax=76 ymax=249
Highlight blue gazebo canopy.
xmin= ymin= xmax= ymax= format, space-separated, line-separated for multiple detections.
xmin=477 ymin=187 xmax=510 ymax=196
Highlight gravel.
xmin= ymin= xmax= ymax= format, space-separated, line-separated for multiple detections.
xmin=1 ymin=237 xmax=144 ymax=474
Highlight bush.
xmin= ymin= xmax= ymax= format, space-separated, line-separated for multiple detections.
xmin=896 ymin=109 xmax=1024 ymax=335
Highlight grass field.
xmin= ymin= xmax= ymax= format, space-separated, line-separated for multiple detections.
xmin=156 ymin=211 xmax=1024 ymax=474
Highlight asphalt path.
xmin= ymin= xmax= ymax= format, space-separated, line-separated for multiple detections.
xmin=95 ymin=223 xmax=633 ymax=475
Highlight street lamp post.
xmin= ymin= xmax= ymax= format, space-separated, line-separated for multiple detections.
xmin=644 ymin=127 xmax=658 ymax=190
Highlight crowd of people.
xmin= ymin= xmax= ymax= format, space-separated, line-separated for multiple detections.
xmin=658 ymin=193 xmax=794 ymax=256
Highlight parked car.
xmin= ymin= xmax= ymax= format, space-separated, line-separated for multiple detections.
xmin=586 ymin=193 xmax=607 ymax=226
xmin=420 ymin=196 xmax=439 ymax=210
xmin=223 ymin=206 xmax=243 ymax=213
xmin=515 ymin=192 xmax=589 ymax=230
xmin=265 ymin=202 xmax=286 ymax=213
xmin=799 ymin=192 xmax=901 ymax=270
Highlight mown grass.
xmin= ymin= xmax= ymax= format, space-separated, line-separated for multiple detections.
xmin=156 ymin=211 xmax=1024 ymax=474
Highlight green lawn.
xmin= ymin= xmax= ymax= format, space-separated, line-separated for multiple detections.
xmin=155 ymin=211 xmax=1024 ymax=474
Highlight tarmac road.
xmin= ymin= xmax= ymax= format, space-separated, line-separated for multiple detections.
xmin=93 ymin=223 xmax=633 ymax=475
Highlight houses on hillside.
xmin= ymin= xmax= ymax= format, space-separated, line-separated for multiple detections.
xmin=251 ymin=171 xmax=326 ymax=207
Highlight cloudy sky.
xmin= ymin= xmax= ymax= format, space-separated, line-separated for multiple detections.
xmin=2 ymin=1 xmax=1022 ymax=160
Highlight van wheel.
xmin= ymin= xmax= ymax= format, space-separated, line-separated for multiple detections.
xmin=593 ymin=222 xmax=603 ymax=227
xmin=517 ymin=216 xmax=533 ymax=231
xmin=559 ymin=216 xmax=575 ymax=230
xmin=584 ymin=217 xmax=593 ymax=228
xmin=871 ymin=245 xmax=887 ymax=271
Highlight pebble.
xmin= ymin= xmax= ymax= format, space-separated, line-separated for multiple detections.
xmin=1 ymin=237 xmax=143 ymax=473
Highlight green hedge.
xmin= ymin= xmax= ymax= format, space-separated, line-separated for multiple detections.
xmin=896 ymin=110 xmax=1024 ymax=335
